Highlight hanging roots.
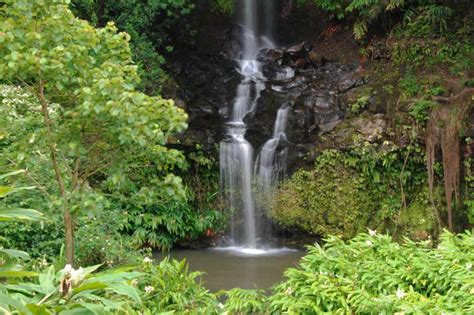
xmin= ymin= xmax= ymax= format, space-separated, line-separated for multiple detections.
xmin=426 ymin=85 xmax=473 ymax=231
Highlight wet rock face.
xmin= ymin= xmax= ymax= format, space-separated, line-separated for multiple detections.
xmin=169 ymin=32 xmax=365 ymax=171
xmin=247 ymin=42 xmax=363 ymax=170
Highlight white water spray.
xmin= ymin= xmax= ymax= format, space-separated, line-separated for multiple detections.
xmin=220 ymin=0 xmax=288 ymax=249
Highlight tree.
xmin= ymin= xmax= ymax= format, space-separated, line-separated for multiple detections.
xmin=0 ymin=0 xmax=188 ymax=265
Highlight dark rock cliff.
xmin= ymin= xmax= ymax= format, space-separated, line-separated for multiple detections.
xmin=164 ymin=1 xmax=370 ymax=172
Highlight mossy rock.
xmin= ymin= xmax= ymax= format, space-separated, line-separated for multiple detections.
xmin=396 ymin=187 xmax=438 ymax=240
xmin=271 ymin=154 xmax=378 ymax=239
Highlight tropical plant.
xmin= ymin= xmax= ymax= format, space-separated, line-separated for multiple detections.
xmin=1 ymin=170 xmax=43 ymax=279
xmin=223 ymin=288 xmax=268 ymax=314
xmin=0 ymin=263 xmax=142 ymax=314
xmin=297 ymin=0 xmax=453 ymax=39
xmin=119 ymin=190 xmax=220 ymax=250
xmin=138 ymin=257 xmax=219 ymax=313
xmin=268 ymin=230 xmax=474 ymax=314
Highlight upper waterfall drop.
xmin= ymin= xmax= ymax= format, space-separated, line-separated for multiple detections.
xmin=220 ymin=0 xmax=287 ymax=249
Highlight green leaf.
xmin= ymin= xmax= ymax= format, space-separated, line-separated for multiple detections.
xmin=0 ymin=248 xmax=30 ymax=260
xmin=0 ymin=293 xmax=33 ymax=314
xmin=0 ymin=186 xmax=13 ymax=197
xmin=0 ymin=186 xmax=36 ymax=198
xmin=0 ymin=270 xmax=39 ymax=277
xmin=71 ymin=282 xmax=108 ymax=296
xmin=0 ymin=208 xmax=43 ymax=221
xmin=108 ymin=283 xmax=141 ymax=303
xmin=0 ymin=169 xmax=26 ymax=180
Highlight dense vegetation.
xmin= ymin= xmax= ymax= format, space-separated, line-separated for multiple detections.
xmin=1 ymin=0 xmax=472 ymax=313
xmin=273 ymin=0 xmax=473 ymax=240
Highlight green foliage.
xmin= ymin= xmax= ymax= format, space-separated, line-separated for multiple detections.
xmin=0 ymin=171 xmax=43 ymax=223
xmin=212 ymin=0 xmax=235 ymax=14
xmin=392 ymin=6 xmax=472 ymax=76
xmin=138 ymin=257 xmax=219 ymax=313
xmin=272 ymin=150 xmax=377 ymax=238
xmin=350 ymin=94 xmax=370 ymax=114
xmin=273 ymin=135 xmax=429 ymax=238
xmin=0 ymin=263 xmax=143 ymax=314
xmin=72 ymin=0 xmax=194 ymax=95
xmin=465 ymin=138 xmax=474 ymax=225
xmin=397 ymin=72 xmax=445 ymax=124
xmin=223 ymin=288 xmax=268 ymax=314
xmin=298 ymin=0 xmax=346 ymax=19
xmin=408 ymin=99 xmax=436 ymax=123
xmin=0 ymin=0 xmax=203 ymax=255
xmin=75 ymin=211 xmax=138 ymax=268
xmin=0 ymin=171 xmax=43 ymax=279
xmin=269 ymin=230 xmax=474 ymax=313
xmin=298 ymin=0 xmax=454 ymax=40
xmin=119 ymin=190 xmax=220 ymax=250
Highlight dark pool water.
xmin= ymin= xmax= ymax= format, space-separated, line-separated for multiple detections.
xmin=154 ymin=246 xmax=304 ymax=292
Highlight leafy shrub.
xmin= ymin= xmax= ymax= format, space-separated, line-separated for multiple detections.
xmin=268 ymin=230 xmax=474 ymax=314
xmin=224 ymin=288 xmax=268 ymax=314
xmin=273 ymin=137 xmax=430 ymax=238
xmin=138 ymin=257 xmax=219 ymax=313
xmin=75 ymin=211 xmax=138 ymax=268
xmin=0 ymin=215 xmax=64 ymax=260
xmin=119 ymin=190 xmax=220 ymax=250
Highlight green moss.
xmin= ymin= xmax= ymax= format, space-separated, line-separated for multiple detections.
xmin=271 ymin=152 xmax=378 ymax=239
xmin=397 ymin=188 xmax=437 ymax=240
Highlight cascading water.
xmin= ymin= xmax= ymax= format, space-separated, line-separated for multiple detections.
xmin=256 ymin=104 xmax=290 ymax=198
xmin=220 ymin=0 xmax=287 ymax=249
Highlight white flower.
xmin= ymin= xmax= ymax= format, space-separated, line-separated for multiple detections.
xmin=70 ymin=267 xmax=85 ymax=283
xmin=218 ymin=303 xmax=224 ymax=309
xmin=285 ymin=287 xmax=293 ymax=295
xmin=366 ymin=240 xmax=373 ymax=246
xmin=143 ymin=257 xmax=153 ymax=263
xmin=396 ymin=288 xmax=406 ymax=299
xmin=40 ymin=258 xmax=48 ymax=267
xmin=62 ymin=264 xmax=73 ymax=273
xmin=368 ymin=229 xmax=377 ymax=236
xmin=61 ymin=264 xmax=85 ymax=284
xmin=466 ymin=263 xmax=473 ymax=271
xmin=144 ymin=286 xmax=154 ymax=293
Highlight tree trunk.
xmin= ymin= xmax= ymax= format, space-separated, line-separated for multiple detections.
xmin=97 ymin=0 xmax=106 ymax=27
xmin=64 ymin=210 xmax=75 ymax=265
xmin=37 ymin=82 xmax=75 ymax=265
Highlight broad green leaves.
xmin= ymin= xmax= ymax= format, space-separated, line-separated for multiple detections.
xmin=0 ymin=264 xmax=142 ymax=314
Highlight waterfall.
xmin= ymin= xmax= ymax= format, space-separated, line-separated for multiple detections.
xmin=220 ymin=0 xmax=286 ymax=248
xmin=256 ymin=104 xmax=290 ymax=198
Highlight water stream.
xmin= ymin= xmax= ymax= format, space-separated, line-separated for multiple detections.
xmin=220 ymin=0 xmax=289 ymax=249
